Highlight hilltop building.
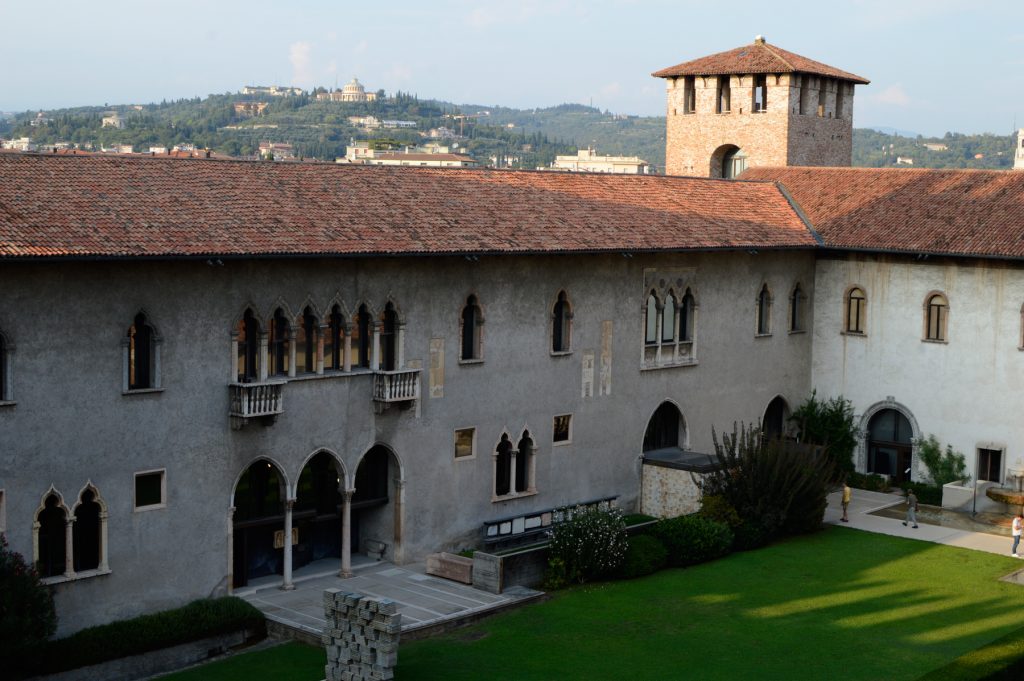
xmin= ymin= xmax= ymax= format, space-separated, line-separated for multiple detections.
xmin=317 ymin=78 xmax=379 ymax=103
xmin=653 ymin=36 xmax=869 ymax=177
xmin=259 ymin=141 xmax=296 ymax=160
xmin=101 ymin=113 xmax=125 ymax=129
xmin=242 ymin=85 xmax=304 ymax=97
xmin=549 ymin=148 xmax=650 ymax=174
xmin=234 ymin=102 xmax=269 ymax=118
xmin=5 ymin=39 xmax=1024 ymax=642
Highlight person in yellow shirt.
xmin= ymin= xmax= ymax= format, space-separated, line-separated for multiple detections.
xmin=841 ymin=480 xmax=852 ymax=523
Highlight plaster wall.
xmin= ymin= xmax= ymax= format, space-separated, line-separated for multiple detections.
xmin=0 ymin=249 xmax=813 ymax=633
xmin=811 ymin=255 xmax=1024 ymax=483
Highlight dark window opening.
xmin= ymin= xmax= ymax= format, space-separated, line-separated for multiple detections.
xmin=325 ymin=305 xmax=344 ymax=371
xmin=643 ymin=402 xmax=683 ymax=452
xmin=763 ymin=396 xmax=790 ymax=441
xmin=128 ymin=312 xmax=153 ymax=389
xmin=757 ymin=285 xmax=771 ymax=335
xmin=552 ymin=291 xmax=571 ymax=352
xmin=716 ymin=75 xmax=731 ymax=113
xmin=867 ymin=409 xmax=914 ymax=483
xmin=495 ymin=434 xmax=513 ymax=496
xmin=269 ymin=308 xmax=290 ymax=376
xmin=37 ymin=494 xmax=66 ymax=578
xmin=926 ymin=294 xmax=948 ymax=341
xmin=0 ymin=332 xmax=5 ymax=399
xmin=295 ymin=307 xmax=318 ymax=374
xmin=353 ymin=447 xmax=390 ymax=505
xmin=847 ymin=288 xmax=866 ymax=334
xmin=680 ymin=290 xmax=695 ymax=342
xmin=461 ymin=295 xmax=481 ymax=360
xmin=553 ymin=415 xmax=571 ymax=443
xmin=237 ymin=309 xmax=260 ymax=382
xmin=835 ymin=82 xmax=845 ymax=119
xmin=753 ymin=75 xmax=768 ymax=112
xmin=381 ymin=303 xmax=397 ymax=371
xmin=817 ymin=78 xmax=827 ymax=117
xmin=135 ymin=472 xmax=164 ymax=508
xmin=515 ymin=432 xmax=533 ymax=493
xmin=790 ymin=285 xmax=805 ymax=332
xmin=354 ymin=305 xmax=371 ymax=369
xmin=73 ymin=489 xmax=100 ymax=572
xmin=683 ymin=76 xmax=696 ymax=114
xmin=978 ymin=448 xmax=1002 ymax=483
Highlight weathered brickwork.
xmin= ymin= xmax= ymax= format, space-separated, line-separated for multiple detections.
xmin=322 ymin=590 xmax=401 ymax=681
xmin=663 ymin=73 xmax=855 ymax=177
xmin=641 ymin=464 xmax=703 ymax=518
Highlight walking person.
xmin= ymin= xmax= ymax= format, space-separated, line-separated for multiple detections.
xmin=903 ymin=490 xmax=919 ymax=528
xmin=1012 ymin=513 xmax=1023 ymax=558
xmin=841 ymin=480 xmax=852 ymax=523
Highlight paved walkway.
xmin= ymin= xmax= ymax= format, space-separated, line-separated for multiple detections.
xmin=826 ymin=488 xmax=1024 ymax=580
xmin=238 ymin=556 xmax=541 ymax=641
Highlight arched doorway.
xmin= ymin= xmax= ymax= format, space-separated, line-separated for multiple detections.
xmin=232 ymin=460 xmax=286 ymax=588
xmin=710 ymin=144 xmax=747 ymax=179
xmin=643 ymin=402 xmax=687 ymax=452
xmin=763 ymin=396 xmax=791 ymax=442
xmin=867 ymin=409 xmax=914 ymax=483
xmin=352 ymin=445 xmax=403 ymax=562
xmin=293 ymin=452 xmax=344 ymax=570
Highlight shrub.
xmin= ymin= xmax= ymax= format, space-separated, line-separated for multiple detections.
xmin=900 ymin=481 xmax=942 ymax=506
xmin=16 ymin=597 xmax=265 ymax=678
xmin=699 ymin=494 xmax=742 ymax=530
xmin=916 ymin=434 xmax=969 ymax=486
xmin=790 ymin=391 xmax=858 ymax=477
xmin=546 ymin=506 xmax=627 ymax=584
xmin=849 ymin=471 xmax=889 ymax=492
xmin=618 ymin=535 xmax=668 ymax=579
xmin=649 ymin=514 xmax=733 ymax=567
xmin=702 ymin=423 xmax=835 ymax=549
xmin=1 ymin=534 xmax=57 ymax=673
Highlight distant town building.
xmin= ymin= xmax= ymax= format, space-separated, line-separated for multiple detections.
xmin=1 ymin=137 xmax=35 ymax=151
xmin=340 ymin=142 xmax=478 ymax=167
xmin=426 ymin=127 xmax=459 ymax=140
xmin=101 ymin=143 xmax=134 ymax=154
xmin=172 ymin=143 xmax=196 ymax=152
xmin=1015 ymin=129 xmax=1024 ymax=170
xmin=488 ymin=154 xmax=521 ymax=168
xmin=974 ymin=153 xmax=985 ymax=160
xmin=233 ymin=102 xmax=269 ymax=117
xmin=259 ymin=141 xmax=296 ymax=160
xmin=317 ymin=78 xmax=379 ymax=103
xmin=101 ymin=113 xmax=125 ymax=129
xmin=30 ymin=112 xmax=51 ymax=127
xmin=921 ymin=142 xmax=948 ymax=151
xmin=345 ymin=116 xmax=412 ymax=130
xmin=148 ymin=146 xmax=168 ymax=155
xmin=550 ymin=147 xmax=651 ymax=174
xmin=895 ymin=156 xmax=914 ymax=165
xmin=242 ymin=85 xmax=304 ymax=97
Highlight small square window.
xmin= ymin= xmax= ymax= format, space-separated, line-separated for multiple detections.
xmin=553 ymin=414 xmax=572 ymax=445
xmin=134 ymin=470 xmax=166 ymax=510
xmin=454 ymin=428 xmax=476 ymax=459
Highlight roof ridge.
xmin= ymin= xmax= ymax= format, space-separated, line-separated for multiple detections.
xmin=759 ymin=42 xmax=795 ymax=71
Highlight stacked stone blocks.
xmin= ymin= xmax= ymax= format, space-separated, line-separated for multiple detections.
xmin=322 ymin=589 xmax=402 ymax=681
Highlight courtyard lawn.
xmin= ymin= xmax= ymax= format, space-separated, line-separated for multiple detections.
xmin=160 ymin=527 xmax=1024 ymax=680
xmin=158 ymin=642 xmax=325 ymax=681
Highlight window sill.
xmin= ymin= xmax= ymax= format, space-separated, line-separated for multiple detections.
xmin=454 ymin=454 xmax=477 ymax=462
xmin=134 ymin=503 xmax=167 ymax=513
xmin=549 ymin=350 xmax=573 ymax=358
xmin=41 ymin=567 xmax=111 ymax=585
xmin=553 ymin=440 xmax=572 ymax=447
xmin=788 ymin=329 xmax=806 ymax=336
xmin=287 ymin=369 xmax=374 ymax=382
xmin=754 ymin=333 xmax=773 ymax=339
xmin=492 ymin=490 xmax=538 ymax=503
xmin=122 ymin=387 xmax=164 ymax=396
xmin=841 ymin=331 xmax=866 ymax=337
xmin=0 ymin=400 xmax=15 ymax=408
xmin=641 ymin=359 xmax=698 ymax=371
xmin=922 ymin=338 xmax=948 ymax=345
xmin=458 ymin=358 xmax=485 ymax=366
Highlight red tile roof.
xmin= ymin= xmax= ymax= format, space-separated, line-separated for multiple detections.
xmin=743 ymin=167 xmax=1024 ymax=259
xmin=653 ymin=39 xmax=869 ymax=84
xmin=0 ymin=154 xmax=816 ymax=260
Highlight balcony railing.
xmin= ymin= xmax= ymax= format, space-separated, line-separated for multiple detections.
xmin=372 ymin=368 xmax=421 ymax=403
xmin=229 ymin=381 xmax=285 ymax=419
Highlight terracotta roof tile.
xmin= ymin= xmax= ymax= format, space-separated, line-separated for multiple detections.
xmin=744 ymin=167 xmax=1024 ymax=259
xmin=0 ymin=154 xmax=816 ymax=259
xmin=653 ymin=39 xmax=869 ymax=84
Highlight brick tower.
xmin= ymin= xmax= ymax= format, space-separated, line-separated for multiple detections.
xmin=653 ymin=37 xmax=869 ymax=177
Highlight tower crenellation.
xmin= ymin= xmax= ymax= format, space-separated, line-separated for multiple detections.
xmin=654 ymin=37 xmax=869 ymax=177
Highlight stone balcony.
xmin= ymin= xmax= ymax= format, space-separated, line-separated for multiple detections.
xmin=229 ymin=381 xmax=285 ymax=427
xmin=372 ymin=368 xmax=421 ymax=406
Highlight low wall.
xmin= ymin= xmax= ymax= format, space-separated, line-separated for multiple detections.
xmin=942 ymin=480 xmax=1003 ymax=514
xmin=472 ymin=545 xmax=549 ymax=594
xmin=29 ymin=629 xmax=260 ymax=681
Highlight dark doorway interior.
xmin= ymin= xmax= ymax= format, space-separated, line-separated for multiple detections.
xmin=867 ymin=409 xmax=914 ymax=484
xmin=644 ymin=402 xmax=684 ymax=452
xmin=232 ymin=461 xmax=284 ymax=588
xmin=294 ymin=452 xmax=343 ymax=569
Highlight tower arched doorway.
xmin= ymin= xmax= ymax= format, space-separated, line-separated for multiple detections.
xmin=762 ymin=396 xmax=791 ymax=442
xmin=643 ymin=401 xmax=687 ymax=453
xmin=232 ymin=460 xmax=287 ymax=588
xmin=293 ymin=452 xmax=344 ymax=570
xmin=352 ymin=445 xmax=404 ymax=563
xmin=867 ymin=409 xmax=915 ymax=484
xmin=710 ymin=144 xmax=747 ymax=179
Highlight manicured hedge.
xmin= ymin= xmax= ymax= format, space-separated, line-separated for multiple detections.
xmin=618 ymin=535 xmax=668 ymax=579
xmin=900 ymin=481 xmax=943 ymax=506
xmin=849 ymin=471 xmax=889 ymax=492
xmin=13 ymin=597 xmax=265 ymax=679
xmin=649 ymin=515 xmax=733 ymax=567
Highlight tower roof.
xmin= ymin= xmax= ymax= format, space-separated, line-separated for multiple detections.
xmin=653 ymin=37 xmax=869 ymax=84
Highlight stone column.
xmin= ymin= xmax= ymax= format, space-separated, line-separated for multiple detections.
xmin=99 ymin=509 xmax=109 ymax=572
xmin=392 ymin=479 xmax=405 ymax=564
xmin=287 ymin=326 xmax=297 ymax=378
xmin=343 ymin=324 xmax=353 ymax=372
xmin=397 ymin=323 xmax=406 ymax=369
xmin=372 ymin=322 xmax=382 ymax=371
xmin=282 ymin=499 xmax=295 ymax=590
xmin=227 ymin=507 xmax=235 ymax=594
xmin=121 ymin=338 xmax=130 ymax=392
xmin=339 ymin=489 xmax=355 ymax=578
xmin=654 ymin=305 xmax=664 ymax=365
xmin=509 ymin=452 xmax=519 ymax=496
xmin=258 ymin=332 xmax=269 ymax=382
xmin=64 ymin=517 xmax=76 ymax=578
xmin=316 ymin=324 xmax=326 ymax=375
xmin=229 ymin=333 xmax=239 ymax=382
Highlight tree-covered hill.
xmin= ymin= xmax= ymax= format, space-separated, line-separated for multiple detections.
xmin=0 ymin=91 xmax=1016 ymax=172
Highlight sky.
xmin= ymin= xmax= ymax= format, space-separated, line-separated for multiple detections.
xmin=1 ymin=0 xmax=1022 ymax=137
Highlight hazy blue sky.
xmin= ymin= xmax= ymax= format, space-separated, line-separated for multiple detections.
xmin=2 ymin=0 xmax=1021 ymax=136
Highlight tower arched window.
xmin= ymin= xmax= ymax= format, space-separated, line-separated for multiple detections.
xmin=925 ymin=293 xmax=949 ymax=342
xmin=268 ymin=308 xmax=290 ymax=376
xmin=495 ymin=434 xmax=513 ymax=498
xmin=516 ymin=431 xmax=536 ymax=494
xmin=845 ymin=287 xmax=866 ymax=334
xmin=295 ymin=306 xmax=318 ymax=374
xmin=662 ymin=291 xmax=677 ymax=343
xmin=552 ymin=291 xmax=572 ymax=353
xmin=36 ymin=493 xmax=68 ymax=578
xmin=790 ymin=284 xmax=806 ymax=333
xmin=236 ymin=309 xmax=261 ymax=383
xmin=756 ymin=284 xmax=772 ymax=335
xmin=125 ymin=312 xmax=162 ymax=392
xmin=73 ymin=486 xmax=107 ymax=573
xmin=645 ymin=292 xmax=660 ymax=346
xmin=324 ymin=305 xmax=345 ymax=371
xmin=381 ymin=302 xmax=398 ymax=371
xmin=643 ymin=287 xmax=697 ymax=367
xmin=680 ymin=289 xmax=695 ymax=342
xmin=354 ymin=304 xmax=371 ymax=369
xmin=461 ymin=295 xmax=483 ymax=361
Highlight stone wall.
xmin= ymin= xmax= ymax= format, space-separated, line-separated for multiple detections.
xmin=641 ymin=463 xmax=702 ymax=518
xmin=322 ymin=590 xmax=401 ymax=681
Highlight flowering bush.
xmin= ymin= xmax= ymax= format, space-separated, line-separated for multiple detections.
xmin=1 ymin=533 xmax=57 ymax=672
xmin=546 ymin=506 xmax=627 ymax=584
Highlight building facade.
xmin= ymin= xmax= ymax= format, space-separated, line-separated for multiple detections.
xmin=550 ymin=148 xmax=650 ymax=174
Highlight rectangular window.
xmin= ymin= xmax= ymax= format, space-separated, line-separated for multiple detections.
xmin=716 ymin=75 xmax=731 ymax=113
xmin=753 ymin=75 xmax=767 ymax=113
xmin=683 ymin=76 xmax=696 ymax=114
xmin=817 ymin=78 xmax=828 ymax=117
xmin=799 ymin=75 xmax=811 ymax=115
xmin=134 ymin=470 xmax=166 ymax=510
xmin=553 ymin=414 xmax=572 ymax=444
xmin=834 ymin=82 xmax=845 ymax=120
xmin=978 ymin=448 xmax=1002 ymax=483
xmin=454 ymin=428 xmax=476 ymax=459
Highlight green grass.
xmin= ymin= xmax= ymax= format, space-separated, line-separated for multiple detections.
xmin=158 ymin=642 xmax=324 ymax=681
xmin=160 ymin=528 xmax=1024 ymax=680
